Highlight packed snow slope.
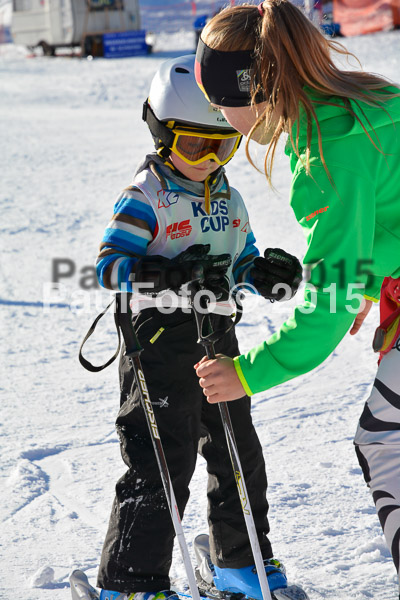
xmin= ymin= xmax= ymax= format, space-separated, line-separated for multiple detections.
xmin=1 ymin=27 xmax=400 ymax=600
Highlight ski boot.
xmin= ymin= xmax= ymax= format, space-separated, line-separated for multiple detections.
xmin=69 ymin=570 xmax=179 ymax=600
xmin=193 ymin=534 xmax=309 ymax=600
xmin=100 ymin=591 xmax=179 ymax=600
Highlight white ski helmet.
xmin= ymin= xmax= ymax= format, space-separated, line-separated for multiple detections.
xmin=143 ymin=55 xmax=241 ymax=162
xmin=146 ymin=54 xmax=234 ymax=130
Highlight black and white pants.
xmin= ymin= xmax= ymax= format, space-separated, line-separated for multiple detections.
xmin=355 ymin=335 xmax=400 ymax=582
xmin=97 ymin=309 xmax=272 ymax=594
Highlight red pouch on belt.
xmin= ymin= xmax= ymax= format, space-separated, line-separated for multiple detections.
xmin=372 ymin=277 xmax=400 ymax=359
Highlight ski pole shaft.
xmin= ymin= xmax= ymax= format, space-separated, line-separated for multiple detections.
xmin=115 ymin=294 xmax=201 ymax=600
xmin=189 ymin=281 xmax=272 ymax=600
xmin=216 ymin=404 xmax=272 ymax=600
xmin=205 ymin=346 xmax=272 ymax=600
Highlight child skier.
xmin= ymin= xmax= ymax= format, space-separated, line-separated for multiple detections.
xmin=93 ymin=55 xmax=303 ymax=600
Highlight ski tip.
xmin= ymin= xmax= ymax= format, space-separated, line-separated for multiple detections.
xmin=272 ymin=585 xmax=309 ymax=600
xmin=69 ymin=569 xmax=100 ymax=600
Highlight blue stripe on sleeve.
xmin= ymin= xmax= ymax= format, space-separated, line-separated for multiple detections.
xmin=96 ymin=190 xmax=157 ymax=291
xmin=233 ymin=231 xmax=259 ymax=284
xmin=102 ymin=228 xmax=150 ymax=257
xmin=96 ymin=254 xmax=113 ymax=289
xmin=119 ymin=257 xmax=138 ymax=292
xmin=96 ymin=251 xmax=140 ymax=291
xmin=115 ymin=196 xmax=157 ymax=233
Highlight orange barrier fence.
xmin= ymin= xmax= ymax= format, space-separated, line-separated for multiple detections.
xmin=333 ymin=0 xmax=400 ymax=36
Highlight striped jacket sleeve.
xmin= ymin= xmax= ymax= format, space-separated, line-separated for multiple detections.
xmin=96 ymin=187 xmax=158 ymax=291
xmin=232 ymin=228 xmax=259 ymax=289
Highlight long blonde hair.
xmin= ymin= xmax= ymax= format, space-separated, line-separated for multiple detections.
xmin=201 ymin=0 xmax=398 ymax=184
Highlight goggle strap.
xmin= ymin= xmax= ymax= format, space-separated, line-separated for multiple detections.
xmin=143 ymin=100 xmax=175 ymax=150
xmin=156 ymin=146 xmax=171 ymax=159
xmin=204 ymin=175 xmax=211 ymax=215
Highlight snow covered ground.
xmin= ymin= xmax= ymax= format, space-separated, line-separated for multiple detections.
xmin=1 ymin=26 xmax=400 ymax=600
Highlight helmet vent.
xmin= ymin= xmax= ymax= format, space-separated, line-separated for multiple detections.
xmin=175 ymin=67 xmax=190 ymax=74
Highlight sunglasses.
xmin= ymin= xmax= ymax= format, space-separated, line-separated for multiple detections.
xmin=170 ymin=127 xmax=242 ymax=166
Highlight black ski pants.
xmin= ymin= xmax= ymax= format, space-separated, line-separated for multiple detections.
xmin=97 ymin=308 xmax=271 ymax=594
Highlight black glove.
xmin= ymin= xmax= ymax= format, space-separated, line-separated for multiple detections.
xmin=133 ymin=244 xmax=231 ymax=295
xmin=189 ymin=247 xmax=232 ymax=300
xmin=250 ymin=248 xmax=302 ymax=301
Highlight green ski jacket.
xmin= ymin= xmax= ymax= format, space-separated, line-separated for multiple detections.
xmin=234 ymin=89 xmax=400 ymax=395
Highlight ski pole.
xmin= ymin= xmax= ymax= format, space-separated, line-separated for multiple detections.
xmin=187 ymin=277 xmax=273 ymax=600
xmin=115 ymin=293 xmax=201 ymax=600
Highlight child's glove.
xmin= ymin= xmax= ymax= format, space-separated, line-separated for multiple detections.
xmin=250 ymin=248 xmax=302 ymax=301
xmin=133 ymin=244 xmax=231 ymax=295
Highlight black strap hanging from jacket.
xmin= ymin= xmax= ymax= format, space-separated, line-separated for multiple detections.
xmin=78 ymin=291 xmax=241 ymax=372
xmin=78 ymin=297 xmax=122 ymax=372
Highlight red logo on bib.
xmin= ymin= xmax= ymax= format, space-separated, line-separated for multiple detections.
xmin=166 ymin=220 xmax=192 ymax=239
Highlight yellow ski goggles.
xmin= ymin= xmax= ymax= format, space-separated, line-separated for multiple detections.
xmin=170 ymin=127 xmax=242 ymax=166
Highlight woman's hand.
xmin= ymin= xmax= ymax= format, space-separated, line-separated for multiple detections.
xmin=194 ymin=354 xmax=246 ymax=403
xmin=349 ymin=299 xmax=373 ymax=335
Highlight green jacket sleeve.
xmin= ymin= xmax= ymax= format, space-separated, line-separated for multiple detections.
xmin=235 ymin=158 xmax=384 ymax=395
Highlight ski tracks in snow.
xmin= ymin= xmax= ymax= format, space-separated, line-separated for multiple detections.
xmin=2 ymin=29 xmax=400 ymax=599
xmin=1 ymin=434 xmax=122 ymax=595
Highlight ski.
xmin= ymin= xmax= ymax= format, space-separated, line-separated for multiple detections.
xmin=69 ymin=534 xmax=309 ymax=600
xmin=69 ymin=569 xmax=308 ymax=600
xmin=177 ymin=589 xmax=248 ymax=600
xmin=188 ymin=582 xmax=309 ymax=600
xmin=176 ymin=578 xmax=308 ymax=600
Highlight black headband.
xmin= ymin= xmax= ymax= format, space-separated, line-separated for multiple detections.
xmin=195 ymin=38 xmax=264 ymax=107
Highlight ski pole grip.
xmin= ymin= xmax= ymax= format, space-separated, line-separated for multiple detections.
xmin=192 ymin=263 xmax=205 ymax=282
